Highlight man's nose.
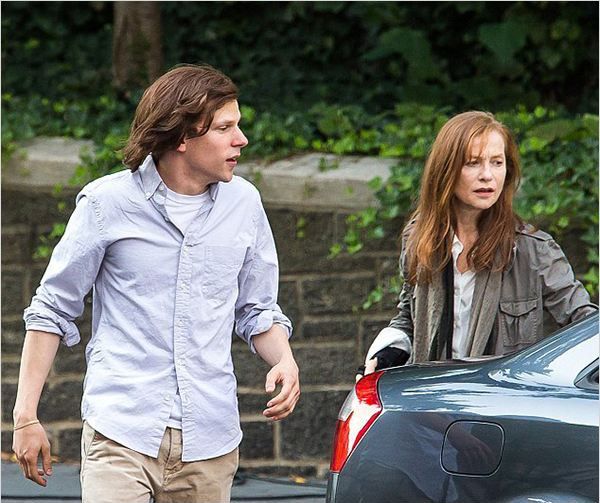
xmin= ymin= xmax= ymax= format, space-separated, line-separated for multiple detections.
xmin=233 ymin=127 xmax=248 ymax=148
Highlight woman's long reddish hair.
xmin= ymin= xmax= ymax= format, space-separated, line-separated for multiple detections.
xmin=406 ymin=111 xmax=523 ymax=284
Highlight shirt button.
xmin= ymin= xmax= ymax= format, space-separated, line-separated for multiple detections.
xmin=145 ymin=192 xmax=152 ymax=198
xmin=163 ymin=394 xmax=170 ymax=402
xmin=164 ymin=216 xmax=170 ymax=222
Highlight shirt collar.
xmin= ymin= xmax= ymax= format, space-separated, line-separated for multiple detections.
xmin=138 ymin=155 xmax=163 ymax=200
xmin=137 ymin=154 xmax=220 ymax=201
xmin=452 ymin=234 xmax=464 ymax=255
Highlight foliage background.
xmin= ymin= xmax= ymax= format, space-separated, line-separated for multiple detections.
xmin=2 ymin=1 xmax=598 ymax=297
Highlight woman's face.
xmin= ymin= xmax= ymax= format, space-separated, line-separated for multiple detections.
xmin=453 ymin=130 xmax=507 ymax=217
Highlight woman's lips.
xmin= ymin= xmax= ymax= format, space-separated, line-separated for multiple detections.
xmin=474 ymin=188 xmax=495 ymax=197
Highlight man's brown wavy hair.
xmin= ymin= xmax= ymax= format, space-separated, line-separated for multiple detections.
xmin=406 ymin=111 xmax=523 ymax=285
xmin=122 ymin=64 xmax=238 ymax=171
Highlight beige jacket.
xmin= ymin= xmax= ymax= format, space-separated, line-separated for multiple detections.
xmin=388 ymin=224 xmax=597 ymax=363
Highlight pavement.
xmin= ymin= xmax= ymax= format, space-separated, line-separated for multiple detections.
xmin=1 ymin=462 xmax=327 ymax=503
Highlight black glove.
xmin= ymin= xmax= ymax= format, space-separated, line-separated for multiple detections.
xmin=373 ymin=347 xmax=410 ymax=370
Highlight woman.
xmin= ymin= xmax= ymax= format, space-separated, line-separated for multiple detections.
xmin=362 ymin=111 xmax=597 ymax=375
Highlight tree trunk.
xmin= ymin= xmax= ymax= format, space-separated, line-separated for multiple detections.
xmin=112 ymin=2 xmax=162 ymax=94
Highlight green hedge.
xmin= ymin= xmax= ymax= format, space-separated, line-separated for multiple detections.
xmin=2 ymin=2 xmax=598 ymax=113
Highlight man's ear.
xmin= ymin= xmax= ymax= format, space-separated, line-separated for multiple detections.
xmin=176 ymin=141 xmax=187 ymax=153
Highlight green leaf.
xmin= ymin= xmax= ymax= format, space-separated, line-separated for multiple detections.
xmin=364 ymin=27 xmax=440 ymax=81
xmin=478 ymin=20 xmax=528 ymax=67
xmin=526 ymin=119 xmax=581 ymax=142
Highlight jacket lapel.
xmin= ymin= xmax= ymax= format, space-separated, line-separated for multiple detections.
xmin=468 ymin=268 xmax=502 ymax=356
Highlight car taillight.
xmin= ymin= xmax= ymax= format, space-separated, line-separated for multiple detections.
xmin=330 ymin=370 xmax=383 ymax=473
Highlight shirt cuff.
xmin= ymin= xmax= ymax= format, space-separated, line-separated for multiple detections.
xmin=366 ymin=326 xmax=412 ymax=363
xmin=23 ymin=306 xmax=81 ymax=347
xmin=246 ymin=310 xmax=293 ymax=353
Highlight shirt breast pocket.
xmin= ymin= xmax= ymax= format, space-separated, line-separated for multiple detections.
xmin=201 ymin=246 xmax=247 ymax=302
xmin=498 ymin=298 xmax=539 ymax=349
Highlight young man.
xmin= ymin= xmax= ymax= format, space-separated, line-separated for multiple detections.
xmin=12 ymin=64 xmax=300 ymax=503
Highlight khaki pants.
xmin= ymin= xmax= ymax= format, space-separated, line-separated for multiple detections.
xmin=80 ymin=422 xmax=239 ymax=503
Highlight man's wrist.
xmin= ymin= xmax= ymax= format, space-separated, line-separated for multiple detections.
xmin=13 ymin=410 xmax=38 ymax=424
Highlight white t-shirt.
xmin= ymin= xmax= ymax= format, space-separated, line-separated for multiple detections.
xmin=165 ymin=187 xmax=211 ymax=234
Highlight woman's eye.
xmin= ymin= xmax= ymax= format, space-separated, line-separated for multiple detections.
xmin=466 ymin=160 xmax=478 ymax=167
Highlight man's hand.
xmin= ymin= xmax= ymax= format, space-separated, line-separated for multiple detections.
xmin=13 ymin=422 xmax=53 ymax=486
xmin=263 ymin=356 xmax=300 ymax=421
xmin=252 ymin=324 xmax=300 ymax=422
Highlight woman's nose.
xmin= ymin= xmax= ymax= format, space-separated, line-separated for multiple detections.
xmin=479 ymin=162 xmax=493 ymax=180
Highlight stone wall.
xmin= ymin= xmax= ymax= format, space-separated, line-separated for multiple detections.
xmin=1 ymin=139 xmax=402 ymax=477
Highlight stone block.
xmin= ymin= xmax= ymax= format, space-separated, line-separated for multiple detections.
xmin=1 ymin=359 xmax=21 ymax=379
xmin=239 ymin=421 xmax=274 ymax=460
xmin=1 ymin=323 xmax=25 ymax=355
xmin=238 ymin=153 xmax=396 ymax=210
xmin=373 ymin=255 xmax=402 ymax=312
xmin=39 ymin=381 xmax=82 ymax=422
xmin=2 ymin=429 xmax=13 ymax=454
xmin=294 ymin=346 xmax=357 ymax=385
xmin=28 ymin=264 xmax=49 ymax=299
xmin=301 ymin=318 xmax=358 ymax=341
xmin=269 ymin=208 xmax=379 ymax=276
xmin=1 ymin=226 xmax=33 ymax=265
xmin=302 ymin=275 xmax=376 ymax=315
xmin=1 ymin=190 xmax=74 ymax=226
xmin=56 ymin=427 xmax=83 ymax=462
xmin=270 ymin=210 xmax=334 ymax=274
xmin=2 ymin=269 xmax=27 ymax=317
xmin=2 ymin=137 xmax=92 ymax=192
xmin=335 ymin=213 xmax=403 ymax=254
xmin=232 ymin=346 xmax=271 ymax=389
xmin=278 ymin=280 xmax=300 ymax=328
xmin=360 ymin=317 xmax=391 ymax=355
xmin=2 ymin=382 xmax=18 ymax=422
xmin=238 ymin=393 xmax=268 ymax=417
xmin=280 ymin=390 xmax=349 ymax=460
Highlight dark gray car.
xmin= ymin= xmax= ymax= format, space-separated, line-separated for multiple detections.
xmin=327 ymin=313 xmax=599 ymax=503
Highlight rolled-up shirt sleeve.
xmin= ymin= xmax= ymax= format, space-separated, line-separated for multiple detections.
xmin=24 ymin=192 xmax=107 ymax=347
xmin=234 ymin=201 xmax=292 ymax=353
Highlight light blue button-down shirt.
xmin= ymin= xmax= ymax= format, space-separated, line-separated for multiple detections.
xmin=24 ymin=155 xmax=292 ymax=461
